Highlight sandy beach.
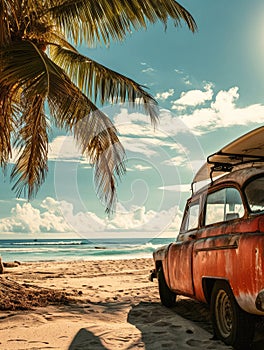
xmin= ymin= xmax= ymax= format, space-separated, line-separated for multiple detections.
xmin=0 ymin=258 xmax=263 ymax=350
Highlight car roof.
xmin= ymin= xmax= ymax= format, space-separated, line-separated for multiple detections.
xmin=192 ymin=126 xmax=264 ymax=191
xmin=191 ymin=165 xmax=264 ymax=198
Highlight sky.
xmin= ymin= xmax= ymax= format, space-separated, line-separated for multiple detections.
xmin=1 ymin=0 xmax=264 ymax=240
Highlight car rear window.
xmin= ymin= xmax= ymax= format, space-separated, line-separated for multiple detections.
xmin=245 ymin=175 xmax=264 ymax=213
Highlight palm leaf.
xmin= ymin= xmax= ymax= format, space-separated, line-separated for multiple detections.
xmin=0 ymin=0 xmax=197 ymax=212
xmin=50 ymin=46 xmax=159 ymax=125
xmin=0 ymin=40 xmax=49 ymax=198
xmin=74 ymin=109 xmax=126 ymax=212
xmin=0 ymin=0 xmax=11 ymax=45
xmin=1 ymin=39 xmax=126 ymax=210
xmin=48 ymin=0 xmax=197 ymax=47
xmin=11 ymin=95 xmax=49 ymax=199
xmin=0 ymin=85 xmax=15 ymax=167
xmin=0 ymin=40 xmax=50 ymax=96
xmin=45 ymin=32 xmax=78 ymax=52
xmin=46 ymin=59 xmax=126 ymax=212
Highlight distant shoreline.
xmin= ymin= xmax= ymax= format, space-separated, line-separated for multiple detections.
xmin=0 ymin=236 xmax=172 ymax=263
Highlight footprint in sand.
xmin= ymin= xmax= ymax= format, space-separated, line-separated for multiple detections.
xmin=170 ymin=324 xmax=182 ymax=329
xmin=186 ymin=339 xmax=202 ymax=346
xmin=154 ymin=320 xmax=170 ymax=327
xmin=186 ymin=329 xmax=194 ymax=334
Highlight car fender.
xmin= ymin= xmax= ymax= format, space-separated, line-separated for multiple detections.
xmin=153 ymin=243 xmax=172 ymax=263
xmin=152 ymin=243 xmax=173 ymax=285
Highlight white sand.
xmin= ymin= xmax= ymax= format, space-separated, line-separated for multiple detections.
xmin=0 ymin=258 xmax=261 ymax=349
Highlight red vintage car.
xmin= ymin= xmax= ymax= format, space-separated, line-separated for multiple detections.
xmin=150 ymin=126 xmax=264 ymax=349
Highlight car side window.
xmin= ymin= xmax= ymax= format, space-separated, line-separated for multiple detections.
xmin=244 ymin=175 xmax=264 ymax=213
xmin=182 ymin=201 xmax=200 ymax=231
xmin=205 ymin=187 xmax=244 ymax=226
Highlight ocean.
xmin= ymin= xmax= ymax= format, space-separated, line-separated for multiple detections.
xmin=0 ymin=237 xmax=174 ymax=263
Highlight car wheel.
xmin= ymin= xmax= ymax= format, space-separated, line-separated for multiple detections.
xmin=157 ymin=266 xmax=176 ymax=307
xmin=211 ymin=281 xmax=255 ymax=349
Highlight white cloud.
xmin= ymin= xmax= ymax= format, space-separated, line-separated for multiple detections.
xmin=0 ymin=198 xmax=107 ymax=234
xmin=183 ymin=77 xmax=192 ymax=86
xmin=114 ymin=108 xmax=204 ymax=166
xmin=105 ymin=203 xmax=182 ymax=232
xmin=0 ymin=197 xmax=183 ymax=234
xmin=0 ymin=199 xmax=71 ymax=233
xmin=48 ymin=135 xmax=94 ymax=165
xmin=179 ymin=86 xmax=264 ymax=135
xmin=174 ymin=69 xmax=184 ymax=74
xmin=120 ymin=137 xmax=160 ymax=157
xmin=10 ymin=135 xmax=87 ymax=164
xmin=162 ymin=155 xmax=189 ymax=167
xmin=212 ymin=86 xmax=239 ymax=112
xmin=171 ymin=82 xmax=214 ymax=109
xmin=155 ymin=89 xmax=174 ymax=101
xmin=114 ymin=108 xmax=190 ymax=138
xmin=48 ymin=135 xmax=84 ymax=162
xmin=62 ymin=204 xmax=106 ymax=233
xmin=174 ymin=69 xmax=193 ymax=86
xmin=142 ymin=67 xmax=155 ymax=73
xmin=134 ymin=164 xmax=152 ymax=171
xmin=159 ymin=184 xmax=191 ymax=192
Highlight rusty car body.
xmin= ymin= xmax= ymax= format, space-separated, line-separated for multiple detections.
xmin=150 ymin=126 xmax=264 ymax=349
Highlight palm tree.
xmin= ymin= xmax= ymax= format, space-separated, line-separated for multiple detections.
xmin=0 ymin=0 xmax=196 ymax=212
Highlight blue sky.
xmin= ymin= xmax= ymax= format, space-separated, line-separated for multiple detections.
xmin=1 ymin=0 xmax=264 ymax=239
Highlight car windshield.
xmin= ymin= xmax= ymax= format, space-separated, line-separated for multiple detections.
xmin=244 ymin=175 xmax=264 ymax=213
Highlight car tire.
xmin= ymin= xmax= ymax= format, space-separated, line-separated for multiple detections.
xmin=157 ymin=266 xmax=176 ymax=308
xmin=211 ymin=280 xmax=255 ymax=349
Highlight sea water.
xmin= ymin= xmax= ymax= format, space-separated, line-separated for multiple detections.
xmin=0 ymin=237 xmax=174 ymax=262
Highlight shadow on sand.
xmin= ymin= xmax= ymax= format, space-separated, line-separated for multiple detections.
xmin=68 ymin=328 xmax=107 ymax=350
xmin=67 ymin=298 xmax=264 ymax=350
xmin=172 ymin=297 xmax=264 ymax=350
xmin=128 ymin=299 xmax=264 ymax=350
xmin=128 ymin=301 xmax=229 ymax=350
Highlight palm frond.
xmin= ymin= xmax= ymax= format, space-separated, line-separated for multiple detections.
xmin=11 ymin=95 xmax=49 ymax=199
xmin=0 ymin=0 xmax=11 ymax=45
xmin=46 ymin=59 xmax=126 ymax=212
xmin=74 ymin=109 xmax=126 ymax=213
xmin=0 ymin=38 xmax=125 ymax=210
xmin=48 ymin=0 xmax=197 ymax=47
xmin=0 ymin=85 xmax=15 ymax=167
xmin=50 ymin=46 xmax=159 ymax=125
xmin=46 ymin=32 xmax=78 ymax=52
xmin=0 ymin=0 xmax=196 ymax=212
xmin=0 ymin=40 xmax=49 ymax=96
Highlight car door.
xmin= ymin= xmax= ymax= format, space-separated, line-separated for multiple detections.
xmin=166 ymin=199 xmax=200 ymax=296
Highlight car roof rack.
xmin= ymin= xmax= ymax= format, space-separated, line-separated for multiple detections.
xmin=191 ymin=126 xmax=264 ymax=193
